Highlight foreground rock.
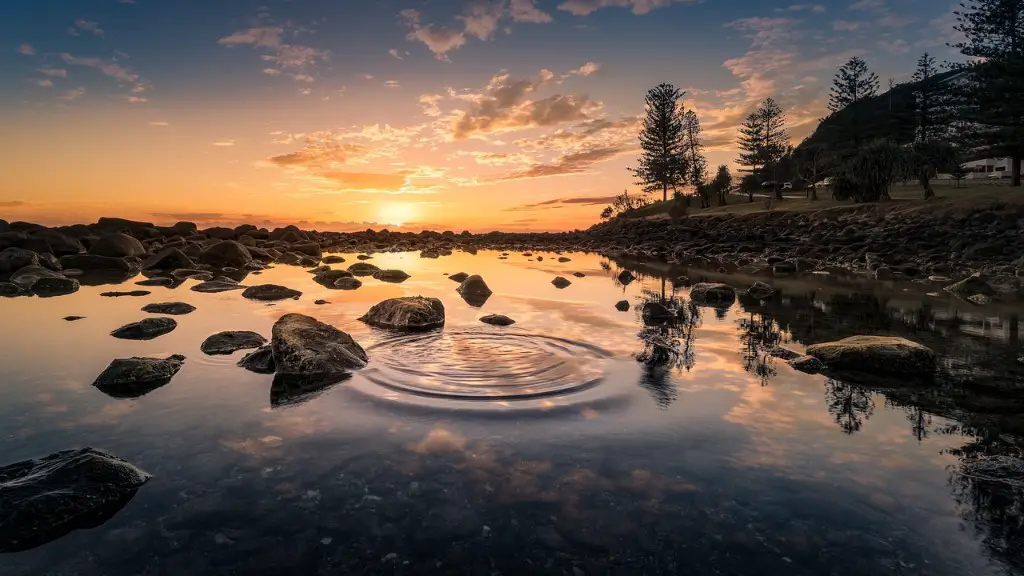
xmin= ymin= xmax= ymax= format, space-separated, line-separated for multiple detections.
xmin=110 ymin=318 xmax=177 ymax=340
xmin=242 ymin=284 xmax=301 ymax=301
xmin=690 ymin=283 xmax=737 ymax=307
xmin=198 ymin=240 xmax=252 ymax=268
xmin=89 ymin=232 xmax=145 ymax=258
xmin=142 ymin=302 xmax=195 ymax=315
xmin=0 ymin=448 xmax=151 ymax=553
xmin=358 ymin=297 xmax=445 ymax=331
xmin=92 ymin=354 xmax=186 ymax=398
xmin=480 ymin=314 xmax=515 ymax=326
xmin=201 ymin=331 xmax=267 ymax=355
xmin=238 ymin=345 xmax=275 ymax=373
xmin=271 ymin=313 xmax=368 ymax=382
xmin=805 ymin=335 xmax=936 ymax=376
xmin=789 ymin=355 xmax=824 ymax=374
xmin=456 ymin=274 xmax=492 ymax=306
xmin=60 ymin=254 xmax=136 ymax=272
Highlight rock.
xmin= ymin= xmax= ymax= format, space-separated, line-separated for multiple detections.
xmin=552 ymin=276 xmax=572 ymax=289
xmin=110 ymin=318 xmax=177 ymax=340
xmin=558 ymin=257 xmax=571 ymax=262
xmin=0 ymin=447 xmax=151 ymax=553
xmin=334 ymin=277 xmax=362 ymax=290
xmin=615 ymin=300 xmax=630 ymax=312
xmin=242 ymin=284 xmax=302 ymax=301
xmin=773 ymin=261 xmax=796 ymax=274
xmin=135 ymin=276 xmax=175 ymax=287
xmin=60 ymin=254 xmax=135 ymax=272
xmin=100 ymin=290 xmax=151 ymax=297
xmin=945 ymin=272 xmax=997 ymax=299
xmin=480 ymin=314 xmax=515 ymax=326
xmin=805 ymin=335 xmax=936 ymax=376
xmin=171 ymin=268 xmax=213 ymax=279
xmin=238 ymin=345 xmax=275 ymax=374
xmin=672 ymin=276 xmax=690 ymax=288
xmin=356 ymin=254 xmax=373 ymax=260
xmin=617 ymin=270 xmax=636 ymax=285
xmin=358 ymin=297 xmax=445 ymax=331
xmin=690 ymin=283 xmax=736 ymax=307
xmin=201 ymin=331 xmax=268 ymax=355
xmin=270 ymin=314 xmax=368 ymax=380
xmin=0 ymin=247 xmax=39 ymax=275
xmin=746 ymin=281 xmax=776 ymax=299
xmin=874 ymin=267 xmax=893 ymax=280
xmin=322 ymin=255 xmax=346 ymax=264
xmin=63 ymin=316 xmax=86 ymax=321
xmin=420 ymin=249 xmax=440 ymax=259
xmin=967 ymin=293 xmax=992 ymax=305
xmin=373 ymin=269 xmax=410 ymax=283
xmin=10 ymin=265 xmax=66 ymax=291
xmin=573 ymin=272 xmax=586 ymax=278
xmin=142 ymin=302 xmax=195 ymax=315
xmin=30 ymin=230 xmax=84 ymax=256
xmin=641 ymin=302 xmax=674 ymax=323
xmin=769 ymin=346 xmax=802 ymax=361
xmin=290 ymin=242 xmax=322 ymax=258
xmin=142 ymin=247 xmax=195 ymax=271
xmin=92 ymin=354 xmax=186 ymax=398
xmin=191 ymin=278 xmax=245 ymax=293
xmin=31 ymin=276 xmax=80 ymax=297
xmin=198 ymin=240 xmax=252 ymax=268
xmin=789 ymin=355 xmax=824 ymax=374
xmin=89 ymin=233 xmax=146 ymax=258
xmin=314 ymin=299 xmax=330 ymax=305
xmin=456 ymin=275 xmax=492 ymax=306
xmin=312 ymin=269 xmax=354 ymax=288
xmin=448 ymin=272 xmax=469 ymax=282
xmin=348 ymin=262 xmax=381 ymax=276
xmin=0 ymin=282 xmax=26 ymax=297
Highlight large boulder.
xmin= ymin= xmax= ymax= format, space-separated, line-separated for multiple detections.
xmin=241 ymin=284 xmax=301 ymax=301
xmin=805 ymin=336 xmax=936 ymax=376
xmin=0 ymin=247 xmax=39 ymax=276
xmin=456 ymin=274 xmax=492 ymax=305
xmin=89 ymin=233 xmax=146 ymax=258
xmin=142 ymin=247 xmax=195 ymax=271
xmin=201 ymin=331 xmax=267 ymax=355
xmin=290 ymin=242 xmax=322 ymax=258
xmin=270 ymin=314 xmax=368 ymax=380
xmin=10 ymin=265 xmax=64 ymax=291
xmin=197 ymin=240 xmax=252 ymax=268
xmin=690 ymin=283 xmax=737 ymax=307
xmin=358 ymin=297 xmax=445 ymax=331
xmin=110 ymin=318 xmax=178 ymax=340
xmin=30 ymin=230 xmax=84 ymax=256
xmin=92 ymin=354 xmax=186 ymax=398
xmin=60 ymin=254 xmax=136 ymax=272
xmin=0 ymin=448 xmax=151 ymax=553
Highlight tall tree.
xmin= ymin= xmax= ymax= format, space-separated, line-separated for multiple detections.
xmin=952 ymin=0 xmax=1024 ymax=186
xmin=630 ymin=83 xmax=687 ymax=201
xmin=911 ymin=52 xmax=944 ymax=143
xmin=681 ymin=110 xmax=708 ymax=206
xmin=737 ymin=98 xmax=790 ymax=200
xmin=711 ymin=164 xmax=732 ymax=206
xmin=828 ymin=56 xmax=880 ymax=114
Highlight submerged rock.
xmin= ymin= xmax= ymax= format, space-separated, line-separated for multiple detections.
xmin=373 ymin=269 xmax=410 ymax=283
xmin=92 ymin=354 xmax=186 ymax=398
xmin=805 ymin=335 xmax=936 ymax=376
xmin=110 ymin=318 xmax=177 ymax=340
xmin=558 ymin=257 xmax=571 ymax=263
xmin=573 ymin=272 xmax=586 ymax=278
xmin=312 ymin=269 xmax=354 ymax=288
xmin=747 ymin=281 xmax=776 ymax=299
xmin=480 ymin=314 xmax=515 ymax=326
xmin=63 ymin=316 xmax=86 ymax=321
xmin=615 ymin=300 xmax=630 ymax=312
xmin=347 ymin=262 xmax=381 ymax=276
xmin=356 ymin=254 xmax=373 ymax=260
xmin=333 ymin=277 xmax=362 ymax=290
xmin=242 ymin=284 xmax=301 ymax=301
xmin=551 ymin=276 xmax=572 ymax=289
xmin=238 ymin=345 xmax=275 ymax=374
xmin=456 ymin=275 xmax=492 ymax=307
xmin=690 ymin=283 xmax=736 ymax=307
xmin=141 ymin=302 xmax=195 ymax=315
xmin=191 ymin=278 xmax=245 ymax=293
xmin=0 ymin=447 xmax=151 ymax=553
xmin=359 ymin=297 xmax=445 ymax=331
xmin=201 ymin=331 xmax=267 ymax=355
xmin=314 ymin=299 xmax=330 ymax=305
xmin=271 ymin=314 xmax=367 ymax=381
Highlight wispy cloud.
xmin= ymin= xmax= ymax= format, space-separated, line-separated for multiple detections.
xmin=388 ymin=48 xmax=404 ymax=60
xmin=32 ymin=79 xmax=54 ymax=88
xmin=57 ymin=87 xmax=86 ymax=101
xmin=148 ymin=121 xmax=170 ymax=127
xmin=0 ymin=201 xmax=28 ymax=208
xmin=38 ymin=68 xmax=67 ymax=77
xmin=777 ymin=3 xmax=825 ymax=12
xmin=504 ymin=195 xmax=618 ymax=210
xmin=218 ymin=23 xmax=329 ymax=80
xmin=399 ymin=1 xmax=553 ymax=61
xmin=17 ymin=43 xmax=35 ymax=56
xmin=491 ymin=146 xmax=631 ymax=181
xmin=556 ymin=0 xmax=700 ymax=16
xmin=212 ymin=140 xmax=238 ymax=147
xmin=69 ymin=19 xmax=105 ymax=37
xmin=60 ymin=52 xmax=139 ymax=83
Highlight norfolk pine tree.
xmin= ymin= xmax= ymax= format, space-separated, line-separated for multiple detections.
xmin=630 ymin=83 xmax=687 ymax=202
xmin=681 ymin=110 xmax=709 ymax=207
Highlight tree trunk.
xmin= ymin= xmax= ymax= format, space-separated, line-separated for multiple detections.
xmin=809 ymin=186 xmax=818 ymax=201
xmin=920 ymin=172 xmax=934 ymax=199
xmin=663 ymin=183 xmax=668 ymax=202
xmin=1013 ymin=157 xmax=1021 ymax=187
xmin=774 ymin=186 xmax=783 ymax=200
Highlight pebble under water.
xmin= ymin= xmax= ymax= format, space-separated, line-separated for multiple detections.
xmin=1 ymin=249 xmax=1022 ymax=575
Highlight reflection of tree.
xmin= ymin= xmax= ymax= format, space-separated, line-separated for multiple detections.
xmin=824 ymin=379 xmax=875 ymax=435
xmin=737 ymin=312 xmax=783 ymax=386
xmin=634 ymin=279 xmax=702 ymax=409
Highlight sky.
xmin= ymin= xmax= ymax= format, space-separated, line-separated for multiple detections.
xmin=1 ymin=0 xmax=964 ymax=232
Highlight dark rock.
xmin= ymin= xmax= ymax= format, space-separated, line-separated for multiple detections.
xmin=615 ymin=300 xmax=630 ymax=312
xmin=552 ymin=276 xmax=572 ymax=289
xmin=198 ymin=240 xmax=252 ymax=268
xmin=31 ymin=276 xmax=80 ymax=297
xmin=0 ymin=447 xmax=150 ymax=553
xmin=322 ymin=255 xmax=346 ymax=264
xmin=806 ymin=336 xmax=936 ymax=376
xmin=480 ymin=314 xmax=515 ymax=326
xmin=242 ymin=284 xmax=301 ymax=301
xmin=672 ymin=276 xmax=690 ymax=288
xmin=746 ymin=282 xmax=776 ymax=299
xmin=573 ymin=272 xmax=586 ymax=278
xmin=617 ymin=270 xmax=635 ymax=285
xmin=290 ymin=242 xmax=322 ymax=258
xmin=89 ymin=233 xmax=145 ymax=258
xmin=63 ymin=316 xmax=86 ymax=321
xmin=135 ymin=276 xmax=175 ymax=287
xmin=201 ymin=331 xmax=267 ymax=355
xmin=690 ymin=283 xmax=736 ymax=307
xmin=171 ymin=268 xmax=213 ymax=279
xmin=110 ymin=318 xmax=177 ymax=340
xmin=271 ymin=314 xmax=368 ymax=381
xmin=238 ymin=345 xmax=275 ymax=374
xmin=558 ymin=257 xmax=571 ymax=262
xmin=92 ymin=354 xmax=186 ymax=398
xmin=356 ymin=254 xmax=373 ymax=260
xmin=373 ymin=269 xmax=410 ymax=283
xmin=789 ymin=355 xmax=824 ymax=374
xmin=10 ymin=265 xmax=66 ymax=291
xmin=448 ymin=272 xmax=469 ymax=282
xmin=967 ymin=293 xmax=992 ymax=305
xmin=0 ymin=282 xmax=27 ymax=297
xmin=641 ymin=302 xmax=674 ymax=324
xmin=314 ymin=299 xmax=330 ymax=305
xmin=358 ymin=297 xmax=445 ymax=331
xmin=141 ymin=302 xmax=195 ymax=315
xmin=944 ymin=272 xmax=997 ymax=299
xmin=312 ymin=269 xmax=354 ymax=288
xmin=769 ymin=346 xmax=802 ymax=361
xmin=874 ymin=267 xmax=893 ymax=280
xmin=30 ymin=230 xmax=84 ymax=256
xmin=100 ymin=290 xmax=151 ymax=297
xmin=142 ymin=247 xmax=195 ymax=271
xmin=347 ymin=262 xmax=381 ymax=276
xmin=0 ymin=247 xmax=40 ymax=275
xmin=456 ymin=275 xmax=492 ymax=307
xmin=334 ymin=277 xmax=362 ymax=290
xmin=420 ymin=249 xmax=440 ymax=258
xmin=60 ymin=254 xmax=135 ymax=272
xmin=191 ymin=278 xmax=245 ymax=293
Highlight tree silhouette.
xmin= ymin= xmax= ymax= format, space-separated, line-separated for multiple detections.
xmin=824 ymin=379 xmax=876 ymax=434
xmin=828 ymin=56 xmax=880 ymax=114
xmin=630 ymin=83 xmax=687 ymax=202
xmin=634 ymin=281 xmax=701 ymax=408
xmin=738 ymin=312 xmax=783 ymax=386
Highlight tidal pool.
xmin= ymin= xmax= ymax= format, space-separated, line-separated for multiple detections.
xmin=0 ymin=249 xmax=1021 ymax=575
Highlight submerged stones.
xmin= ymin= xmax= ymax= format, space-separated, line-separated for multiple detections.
xmin=456 ymin=275 xmax=492 ymax=307
xmin=271 ymin=313 xmax=368 ymax=381
xmin=100 ymin=290 xmax=151 ymax=298
xmin=0 ymin=448 xmax=151 ymax=553
xmin=201 ymin=331 xmax=267 ymax=355
xmin=333 ymin=277 xmax=362 ymax=290
xmin=242 ymin=284 xmax=302 ymax=301
xmin=689 ymin=283 xmax=736 ymax=307
xmin=480 ymin=314 xmax=515 ymax=326
xmin=135 ymin=277 xmax=176 ymax=287
xmin=359 ymin=297 xmax=445 ymax=331
xmin=805 ymin=335 xmax=936 ymax=377
xmin=92 ymin=354 xmax=186 ymax=398
xmin=110 ymin=318 xmax=177 ymax=340
xmin=142 ymin=302 xmax=195 ymax=315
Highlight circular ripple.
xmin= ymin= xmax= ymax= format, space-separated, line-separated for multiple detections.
xmin=361 ymin=328 xmax=612 ymax=401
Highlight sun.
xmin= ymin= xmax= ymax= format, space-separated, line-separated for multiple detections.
xmin=377 ymin=202 xmax=418 ymax=227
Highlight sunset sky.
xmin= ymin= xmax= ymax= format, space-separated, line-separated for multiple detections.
xmin=3 ymin=0 xmax=961 ymax=232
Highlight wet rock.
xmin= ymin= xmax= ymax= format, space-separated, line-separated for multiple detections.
xmin=558 ymin=257 xmax=571 ymax=262
xmin=356 ymin=254 xmax=373 ymax=260
xmin=191 ymin=278 xmax=245 ymax=293
xmin=198 ymin=240 xmax=252 ymax=268
xmin=314 ymin=299 xmax=330 ymax=305
xmin=289 ymin=242 xmax=322 ymax=258
xmin=0 ymin=447 xmax=151 ymax=553
xmin=448 ymin=272 xmax=469 ymax=283
xmin=89 ymin=233 xmax=146 ymax=258
xmin=334 ymin=277 xmax=362 ymax=290
xmin=142 ymin=247 xmax=195 ymax=271
xmin=617 ymin=270 xmax=636 ymax=285
xmin=142 ymin=302 xmax=195 ymax=315
xmin=0 ymin=247 xmax=39 ymax=275
xmin=359 ymin=297 xmax=445 ymax=331
xmin=171 ymin=268 xmax=213 ymax=280
xmin=271 ymin=313 xmax=368 ymax=381
xmin=967 ymin=293 xmax=992 ymax=305
xmin=10 ymin=265 xmax=66 ymax=291
xmin=63 ymin=316 xmax=86 ymax=321
xmin=110 ymin=317 xmax=177 ymax=340
xmin=31 ymin=276 xmax=80 ymax=297
xmin=322 ymin=255 xmax=346 ymax=264
xmin=874 ymin=267 xmax=893 ymax=280
xmin=480 ymin=314 xmax=515 ymax=326
xmin=615 ymin=300 xmax=630 ymax=312
xmin=573 ymin=272 xmax=586 ymax=278
xmin=100 ymin=290 xmax=151 ymax=297
xmin=308 ymin=265 xmax=331 ymax=275
xmin=769 ymin=346 xmax=802 ymax=361
xmin=773 ymin=260 xmax=797 ymax=274
xmin=348 ymin=262 xmax=381 ymax=276
xmin=312 ymin=269 xmax=354 ymax=288
xmin=789 ymin=355 xmax=824 ymax=374
xmin=60 ymin=254 xmax=136 ymax=272
xmin=238 ymin=345 xmax=275 ymax=374
xmin=945 ymin=272 xmax=997 ymax=299
xmin=201 ymin=331 xmax=268 ymax=355
xmin=641 ymin=302 xmax=674 ymax=324
xmin=536 ymin=256 xmax=543 ymax=261
xmin=747 ymin=282 xmax=776 ymax=299
xmin=92 ymin=354 xmax=185 ymax=398
xmin=0 ymin=282 xmax=26 ymax=297
xmin=135 ymin=276 xmax=175 ymax=287
xmin=420 ymin=249 xmax=440 ymax=258
xmin=690 ymin=283 xmax=736 ymax=307
xmin=30 ymin=230 xmax=84 ymax=256
xmin=373 ymin=269 xmax=411 ymax=283
xmin=242 ymin=284 xmax=302 ymax=301
xmin=806 ymin=335 xmax=936 ymax=376
xmin=552 ymin=276 xmax=572 ymax=289
xmin=456 ymin=275 xmax=492 ymax=307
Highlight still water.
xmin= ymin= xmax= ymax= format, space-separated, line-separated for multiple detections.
xmin=1 ymin=250 xmax=1022 ymax=575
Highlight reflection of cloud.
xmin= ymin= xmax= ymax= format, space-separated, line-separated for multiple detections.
xmin=410 ymin=427 xmax=468 ymax=454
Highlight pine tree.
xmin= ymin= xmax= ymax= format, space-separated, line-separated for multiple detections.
xmin=911 ymin=52 xmax=944 ymax=143
xmin=681 ymin=110 xmax=708 ymax=206
xmin=711 ymin=165 xmax=732 ymax=206
xmin=630 ymin=83 xmax=687 ymax=201
xmin=952 ymin=0 xmax=1024 ymax=186
xmin=737 ymin=99 xmax=789 ymax=201
xmin=828 ymin=57 xmax=880 ymax=114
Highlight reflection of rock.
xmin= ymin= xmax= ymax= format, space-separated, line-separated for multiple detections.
xmin=747 ymin=281 xmax=776 ymax=299
xmin=359 ymin=297 xmax=445 ymax=331
xmin=141 ymin=302 xmax=195 ymax=315
xmin=617 ymin=270 xmax=636 ymax=285
xmin=92 ymin=354 xmax=186 ymax=398
xmin=270 ymin=372 xmax=350 ymax=408
xmin=456 ymin=275 xmax=492 ymax=307
xmin=201 ymin=331 xmax=267 ymax=355
xmin=615 ymin=300 xmax=630 ymax=312
xmin=551 ymin=276 xmax=572 ymax=289
xmin=110 ymin=318 xmax=177 ymax=340
xmin=480 ymin=314 xmax=515 ymax=326
xmin=242 ymin=284 xmax=302 ymax=301
xmin=641 ymin=302 xmax=674 ymax=324
xmin=238 ymin=345 xmax=275 ymax=374
xmin=0 ymin=447 xmax=150 ymax=553
xmin=271 ymin=313 xmax=367 ymax=383
xmin=689 ymin=283 xmax=736 ymax=307
xmin=806 ymin=335 xmax=936 ymax=376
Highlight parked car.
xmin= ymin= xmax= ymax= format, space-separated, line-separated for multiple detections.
xmin=813 ymin=177 xmax=833 ymax=188
xmin=782 ymin=182 xmax=793 ymax=190
xmin=760 ymin=181 xmax=777 ymax=189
